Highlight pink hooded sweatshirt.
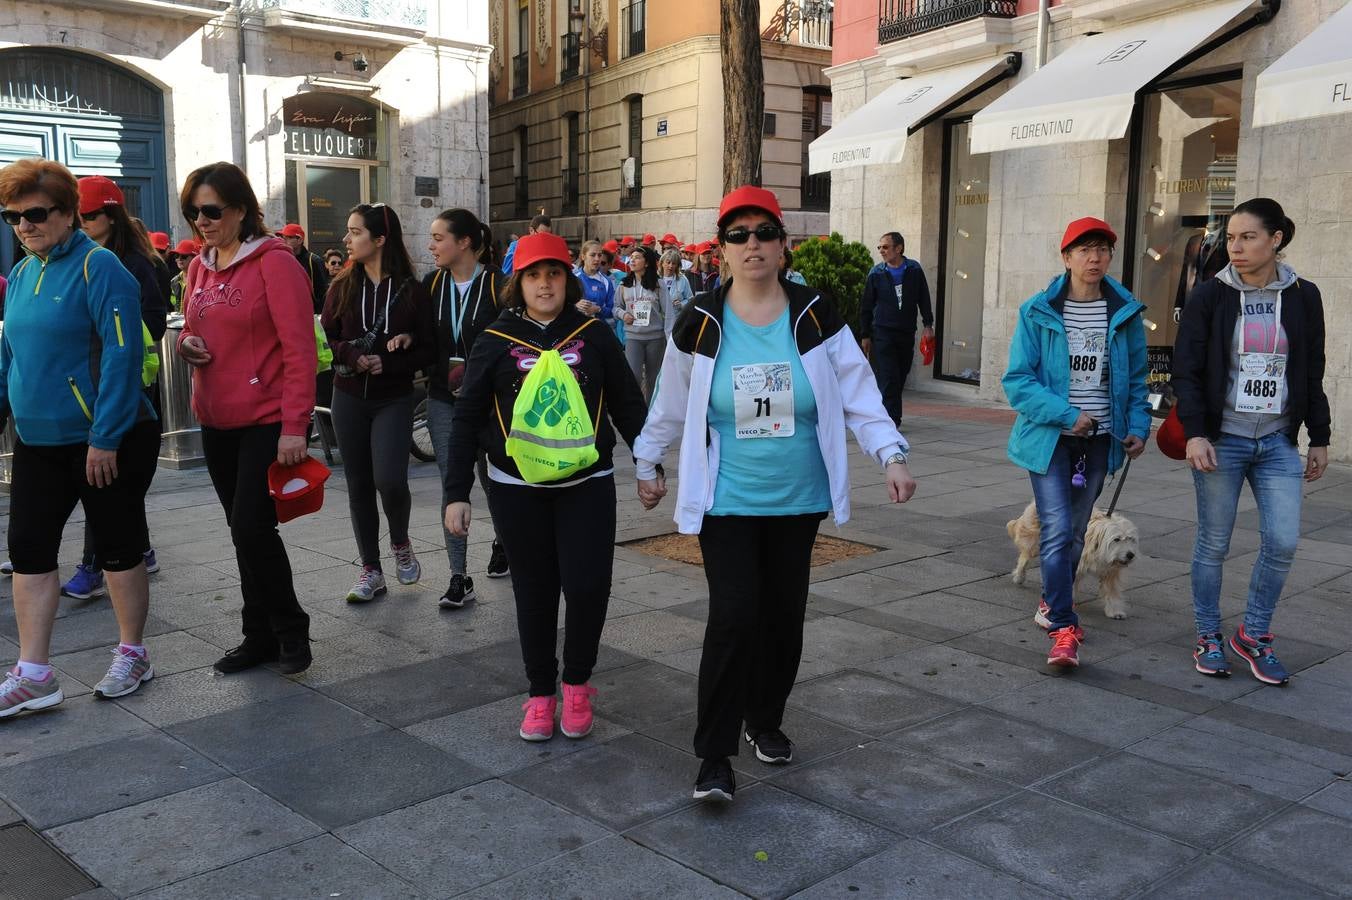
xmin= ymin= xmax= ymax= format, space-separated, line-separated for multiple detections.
xmin=179 ymin=236 xmax=316 ymax=435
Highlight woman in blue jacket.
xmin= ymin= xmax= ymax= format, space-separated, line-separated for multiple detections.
xmin=1002 ymin=217 xmax=1149 ymax=669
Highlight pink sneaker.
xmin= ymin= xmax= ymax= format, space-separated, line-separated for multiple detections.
xmin=519 ymin=695 xmax=557 ymax=742
xmin=560 ymin=682 xmax=598 ymax=738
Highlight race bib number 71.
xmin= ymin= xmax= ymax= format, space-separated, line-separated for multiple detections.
xmin=732 ymin=362 xmax=795 ymax=438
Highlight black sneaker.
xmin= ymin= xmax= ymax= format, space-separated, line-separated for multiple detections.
xmin=439 ymin=574 xmax=477 ymax=609
xmin=745 ymin=728 xmax=794 ymax=764
xmin=693 ymin=757 xmax=735 ymax=802
xmin=486 ymin=540 xmax=510 ymax=578
xmin=276 ymin=638 xmax=313 ymax=675
xmin=213 ymin=642 xmax=279 ymax=675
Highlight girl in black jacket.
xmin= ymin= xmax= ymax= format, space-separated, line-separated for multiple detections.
xmin=444 ymin=233 xmax=647 ymax=743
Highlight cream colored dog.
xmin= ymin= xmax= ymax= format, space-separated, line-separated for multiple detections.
xmin=1007 ymin=501 xmax=1140 ymax=619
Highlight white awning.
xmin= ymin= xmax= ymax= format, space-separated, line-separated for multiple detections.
xmin=807 ymin=57 xmax=1010 ymax=174
xmin=1253 ymin=2 xmax=1352 ymax=127
xmin=969 ymin=0 xmax=1252 ymax=154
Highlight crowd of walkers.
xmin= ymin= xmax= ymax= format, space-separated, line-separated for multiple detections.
xmin=0 ymin=157 xmax=1333 ymax=801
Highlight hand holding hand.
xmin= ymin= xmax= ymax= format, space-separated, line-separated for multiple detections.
xmin=1186 ymin=437 xmax=1217 ymax=473
xmin=357 ymin=354 xmax=383 ymax=375
xmin=445 ymin=501 xmax=472 ymax=537
xmin=386 ymin=333 xmax=413 ymax=352
xmin=637 ymin=476 xmax=667 ymax=511
xmin=179 ymin=335 xmax=212 ymax=367
xmin=886 ymin=462 xmax=916 ymax=504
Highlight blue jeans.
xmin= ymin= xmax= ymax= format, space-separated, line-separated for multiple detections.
xmin=1028 ymin=434 xmax=1110 ymax=631
xmin=427 ymin=396 xmax=492 ymax=574
xmin=1190 ymin=432 xmax=1303 ymax=637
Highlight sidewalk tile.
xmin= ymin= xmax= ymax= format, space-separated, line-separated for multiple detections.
xmin=1140 ymin=857 xmax=1333 ymax=899
xmin=868 ymin=591 xmax=1026 ymax=634
xmin=136 ymin=834 xmax=426 ymax=899
xmin=789 ymin=840 xmax=1055 ymax=899
xmin=588 ymin=662 xmax=700 ymax=730
xmin=863 ymin=644 xmax=1042 ymax=702
xmin=931 ymin=793 xmax=1199 ymax=897
xmin=983 ymin=675 xmax=1192 ymax=748
xmin=52 ymin=630 xmax=223 ymax=685
xmin=1223 ymin=807 xmax=1352 ymax=896
xmin=594 ymin=610 xmax=708 ymax=657
xmin=318 ymin=655 xmax=520 ymax=728
xmin=336 ymin=779 xmax=609 ymax=897
xmin=800 ymin=617 xmax=926 ymax=664
xmin=0 ymin=695 xmax=153 ymax=769
xmin=629 ymin=782 xmax=896 ymax=898
xmin=642 ymin=706 xmax=870 ymax=779
xmin=47 ymin=779 xmax=321 ymax=896
xmin=112 ymin=666 xmax=307 ymax=728
xmin=1303 ymin=779 xmax=1352 ymax=821
xmin=0 ymin=731 xmax=225 ymax=829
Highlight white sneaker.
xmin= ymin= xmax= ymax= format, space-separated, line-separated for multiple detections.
xmin=0 ymin=669 xmax=64 ymax=718
xmin=346 ymin=566 xmax=388 ymax=603
xmin=94 ymin=649 xmax=154 ymax=699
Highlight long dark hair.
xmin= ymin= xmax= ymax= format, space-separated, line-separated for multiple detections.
xmin=501 ymin=260 xmax=582 ymax=312
xmin=436 ymin=207 xmax=494 ymax=267
xmin=622 ymin=246 xmax=659 ymax=291
xmin=1231 ymin=197 xmax=1295 ymax=252
xmin=329 ymin=203 xmax=417 ymax=320
xmin=98 ymin=205 xmax=158 ymax=265
xmin=179 ymin=162 xmax=267 ymax=243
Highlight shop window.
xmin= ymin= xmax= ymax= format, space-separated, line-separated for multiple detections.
xmin=936 ymin=118 xmax=989 ymax=383
xmin=562 ymin=113 xmax=580 ymax=214
xmin=1128 ymin=74 xmax=1241 ymax=385
xmin=514 ymin=125 xmax=530 ymax=217
xmin=801 ymin=88 xmax=831 ymax=211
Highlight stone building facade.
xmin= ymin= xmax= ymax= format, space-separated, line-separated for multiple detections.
xmin=487 ymin=0 xmax=836 ymax=245
xmin=822 ymin=0 xmax=1352 ymax=461
xmin=1 ymin=0 xmax=490 ymax=271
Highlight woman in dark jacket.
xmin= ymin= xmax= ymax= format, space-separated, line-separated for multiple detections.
xmin=322 ymin=203 xmax=436 ymax=603
xmin=1172 ymin=197 xmax=1330 ymax=686
xmin=444 ymin=232 xmax=647 ymax=744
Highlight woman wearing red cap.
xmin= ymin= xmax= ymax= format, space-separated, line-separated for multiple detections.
xmin=444 ymin=232 xmax=647 ymax=743
xmin=1002 ymin=217 xmax=1150 ymax=670
xmin=634 ymin=185 xmax=916 ymax=802
xmin=176 ymin=162 xmax=317 ymax=675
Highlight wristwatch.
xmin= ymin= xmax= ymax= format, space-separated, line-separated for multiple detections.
xmin=885 ymin=451 xmax=909 ymax=467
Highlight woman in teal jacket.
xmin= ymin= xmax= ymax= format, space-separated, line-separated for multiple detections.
xmin=1002 ymin=217 xmax=1150 ymax=669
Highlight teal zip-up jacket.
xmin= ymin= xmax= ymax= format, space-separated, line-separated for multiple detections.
xmin=0 ymin=230 xmax=144 ymax=450
xmin=1002 ymin=273 xmax=1150 ymax=476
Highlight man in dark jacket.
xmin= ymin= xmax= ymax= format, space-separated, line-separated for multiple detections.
xmin=859 ymin=231 xmax=934 ymax=423
xmin=281 ymin=223 xmax=330 ymax=314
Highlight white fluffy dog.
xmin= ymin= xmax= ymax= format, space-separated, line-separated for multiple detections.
xmin=1007 ymin=501 xmax=1140 ymax=619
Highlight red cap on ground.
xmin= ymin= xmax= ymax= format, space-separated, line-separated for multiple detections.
xmin=602 ymin=239 xmax=620 ymax=254
xmin=661 ymin=233 xmax=679 ymax=244
xmin=1060 ymin=216 xmax=1117 ymax=252
xmin=281 ymin=223 xmax=306 ymax=238
xmin=641 ymin=233 xmax=656 ymax=246
xmin=148 ymin=231 xmax=170 ymax=251
xmin=77 ymin=175 xmax=125 ymax=215
xmin=172 ymin=239 xmax=200 ymax=256
xmin=512 ymin=232 xmax=573 ymax=272
xmin=267 ymin=457 xmax=331 ymax=524
xmin=717 ymin=185 xmax=784 ymax=228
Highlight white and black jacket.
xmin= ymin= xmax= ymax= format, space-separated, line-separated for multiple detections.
xmin=634 ymin=279 xmax=908 ymax=534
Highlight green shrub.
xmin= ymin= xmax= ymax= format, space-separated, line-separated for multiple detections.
xmin=790 ymin=232 xmax=874 ymax=335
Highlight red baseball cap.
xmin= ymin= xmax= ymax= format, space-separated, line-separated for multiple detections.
xmin=172 ymin=239 xmax=200 ymax=256
xmin=1061 ymin=217 xmax=1117 ymax=252
xmin=149 ymin=231 xmax=170 ymax=252
xmin=281 ymin=223 xmax=306 ymax=238
xmin=718 ymin=185 xmax=783 ymax=228
xmin=267 ymin=457 xmax=331 ymax=524
xmin=602 ymin=239 xmax=620 ymax=254
xmin=696 ymin=241 xmax=714 ymax=254
xmin=77 ymin=175 xmax=124 ymax=215
xmin=682 ymin=243 xmax=698 ymax=254
xmin=641 ymin=233 xmax=656 ymax=246
xmin=661 ymin=233 xmax=679 ymax=244
xmin=1156 ymin=406 xmax=1187 ymax=460
xmin=618 ymin=235 xmax=636 ymax=246
xmin=512 ymin=232 xmax=572 ymax=272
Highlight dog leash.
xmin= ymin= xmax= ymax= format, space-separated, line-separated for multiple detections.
xmin=1105 ymin=456 xmax=1131 ymax=518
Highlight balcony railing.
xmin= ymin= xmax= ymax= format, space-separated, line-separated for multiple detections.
xmin=878 ymin=0 xmax=1017 ymax=44
xmin=622 ymin=1 xmax=646 ymax=59
xmin=561 ymin=168 xmax=579 ymax=215
xmin=799 ymin=1 xmax=833 ymax=47
xmin=801 ymin=171 xmax=830 ymax=211
xmin=512 ymin=53 xmax=529 ymax=98
xmin=251 ymin=0 xmax=426 ymax=29
xmin=561 ymin=32 xmax=581 ymax=80
xmin=514 ymin=175 xmax=529 ymax=218
xmin=620 ymin=166 xmax=642 ymax=210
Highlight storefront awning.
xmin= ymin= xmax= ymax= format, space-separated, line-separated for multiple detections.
xmin=1253 ymin=1 xmax=1352 ymax=127
xmin=969 ymin=0 xmax=1252 ymax=154
xmin=807 ymin=57 xmax=1014 ymax=174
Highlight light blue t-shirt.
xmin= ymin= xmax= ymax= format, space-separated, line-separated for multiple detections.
xmin=708 ymin=306 xmax=831 ymax=516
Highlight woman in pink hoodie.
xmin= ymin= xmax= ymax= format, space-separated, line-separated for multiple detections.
xmin=176 ymin=162 xmax=317 ymax=676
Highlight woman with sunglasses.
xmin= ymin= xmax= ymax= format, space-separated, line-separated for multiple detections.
xmin=324 ymin=248 xmax=345 ymax=278
xmin=176 ymin=162 xmax=317 ymax=676
xmin=1002 ymin=218 xmax=1150 ymax=670
xmin=321 ymin=203 xmax=436 ymax=604
xmin=0 ymin=159 xmax=160 ymax=716
xmin=56 ymin=175 xmax=171 ymax=603
xmin=444 ymin=232 xmax=647 ymax=743
xmin=634 ymin=186 xmax=916 ymax=802
xmin=424 ymin=207 xmax=507 ymax=608
xmin=617 ymin=245 xmax=663 ymax=401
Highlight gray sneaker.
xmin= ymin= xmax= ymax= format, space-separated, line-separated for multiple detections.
xmin=346 ymin=566 xmax=388 ymax=603
xmin=392 ymin=541 xmax=421 ymax=586
xmin=0 ymin=669 xmax=64 ymax=718
xmin=94 ymin=649 xmax=154 ymax=699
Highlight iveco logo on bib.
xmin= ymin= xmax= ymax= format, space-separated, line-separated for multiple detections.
xmin=1100 ymin=40 xmax=1146 ymax=64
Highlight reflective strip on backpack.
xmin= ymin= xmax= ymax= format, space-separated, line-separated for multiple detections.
xmin=505 ymin=431 xmax=597 ymax=450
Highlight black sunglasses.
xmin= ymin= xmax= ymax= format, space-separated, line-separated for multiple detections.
xmin=722 ymin=223 xmax=785 ymax=245
xmin=183 ymin=204 xmax=227 ymax=221
xmin=82 ymin=209 xmax=108 ymax=223
xmin=2 ymin=205 xmax=60 ymax=226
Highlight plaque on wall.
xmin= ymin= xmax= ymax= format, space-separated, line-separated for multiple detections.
xmin=414 ymin=176 xmax=439 ymax=197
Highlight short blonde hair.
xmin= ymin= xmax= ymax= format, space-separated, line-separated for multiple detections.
xmin=0 ymin=158 xmax=80 ymax=212
xmin=659 ymin=248 xmax=682 ymax=273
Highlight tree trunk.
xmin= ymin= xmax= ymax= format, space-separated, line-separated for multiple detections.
xmin=720 ymin=0 xmax=764 ymax=192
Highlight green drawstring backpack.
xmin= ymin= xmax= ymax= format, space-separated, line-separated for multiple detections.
xmin=483 ymin=319 xmax=600 ymax=484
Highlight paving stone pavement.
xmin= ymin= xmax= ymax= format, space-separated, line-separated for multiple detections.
xmin=2 ymin=394 xmax=1351 ymax=899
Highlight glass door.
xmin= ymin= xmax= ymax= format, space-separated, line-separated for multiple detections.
xmin=936 ymin=118 xmax=989 ymax=383
xmin=297 ymin=162 xmax=367 ymax=259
